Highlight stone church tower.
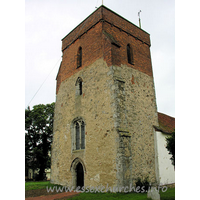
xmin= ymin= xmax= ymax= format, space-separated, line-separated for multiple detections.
xmin=51 ymin=5 xmax=159 ymax=189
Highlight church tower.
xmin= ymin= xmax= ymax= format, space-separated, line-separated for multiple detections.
xmin=51 ymin=5 xmax=159 ymax=189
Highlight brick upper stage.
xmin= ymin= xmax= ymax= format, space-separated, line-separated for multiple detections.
xmin=61 ymin=6 xmax=151 ymax=50
xmin=56 ymin=5 xmax=153 ymax=94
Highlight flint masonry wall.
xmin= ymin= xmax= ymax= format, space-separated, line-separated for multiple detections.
xmin=51 ymin=58 xmax=117 ymax=187
xmin=51 ymin=59 xmax=158 ymax=187
xmin=108 ymin=65 xmax=159 ymax=187
xmin=51 ymin=5 xmax=159 ymax=188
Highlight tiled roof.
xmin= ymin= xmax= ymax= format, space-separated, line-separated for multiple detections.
xmin=155 ymin=112 xmax=175 ymax=134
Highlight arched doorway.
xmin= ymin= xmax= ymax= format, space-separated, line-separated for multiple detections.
xmin=76 ymin=162 xmax=84 ymax=188
xmin=70 ymin=158 xmax=86 ymax=188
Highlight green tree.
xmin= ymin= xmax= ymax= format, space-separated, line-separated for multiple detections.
xmin=25 ymin=103 xmax=55 ymax=180
xmin=166 ymin=131 xmax=175 ymax=166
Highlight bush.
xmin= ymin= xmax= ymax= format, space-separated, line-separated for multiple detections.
xmin=135 ymin=177 xmax=150 ymax=193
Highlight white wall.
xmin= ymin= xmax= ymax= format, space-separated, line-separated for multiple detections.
xmin=155 ymin=130 xmax=175 ymax=185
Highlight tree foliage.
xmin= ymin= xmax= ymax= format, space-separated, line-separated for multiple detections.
xmin=25 ymin=103 xmax=55 ymax=180
xmin=166 ymin=130 xmax=175 ymax=166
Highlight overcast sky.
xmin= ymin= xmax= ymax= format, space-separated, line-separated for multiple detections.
xmin=25 ymin=0 xmax=175 ymax=117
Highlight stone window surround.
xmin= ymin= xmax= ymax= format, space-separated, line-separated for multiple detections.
xmin=75 ymin=77 xmax=83 ymax=96
xmin=71 ymin=117 xmax=86 ymax=152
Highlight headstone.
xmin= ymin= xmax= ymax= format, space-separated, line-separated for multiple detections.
xmin=147 ymin=187 xmax=160 ymax=200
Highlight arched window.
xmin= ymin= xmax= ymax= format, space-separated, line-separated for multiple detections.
xmin=79 ymin=81 xmax=82 ymax=95
xmin=72 ymin=118 xmax=85 ymax=150
xmin=75 ymin=122 xmax=80 ymax=150
xmin=77 ymin=47 xmax=82 ymax=68
xmin=75 ymin=77 xmax=83 ymax=96
xmin=127 ymin=44 xmax=133 ymax=64
xmin=81 ymin=121 xmax=85 ymax=149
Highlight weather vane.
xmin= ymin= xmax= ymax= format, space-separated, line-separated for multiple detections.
xmin=138 ymin=10 xmax=142 ymax=28
xmin=95 ymin=0 xmax=103 ymax=9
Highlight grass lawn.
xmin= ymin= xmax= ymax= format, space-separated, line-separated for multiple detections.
xmin=66 ymin=188 xmax=175 ymax=200
xmin=25 ymin=181 xmax=60 ymax=191
xmin=25 ymin=181 xmax=175 ymax=200
xmin=160 ymin=188 xmax=175 ymax=200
